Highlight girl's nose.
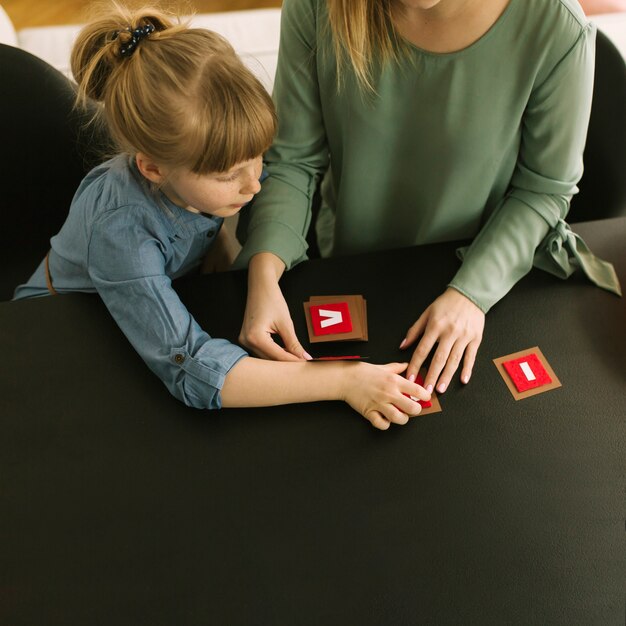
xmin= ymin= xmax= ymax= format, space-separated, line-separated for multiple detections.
xmin=241 ymin=174 xmax=262 ymax=196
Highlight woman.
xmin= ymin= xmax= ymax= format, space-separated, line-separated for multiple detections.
xmin=234 ymin=0 xmax=619 ymax=395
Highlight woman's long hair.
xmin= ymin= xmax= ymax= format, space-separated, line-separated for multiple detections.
xmin=326 ymin=0 xmax=404 ymax=93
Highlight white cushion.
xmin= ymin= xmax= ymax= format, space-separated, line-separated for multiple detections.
xmin=191 ymin=10 xmax=281 ymax=92
xmin=17 ymin=24 xmax=81 ymax=76
xmin=17 ymin=8 xmax=282 ymax=92
xmin=0 ymin=4 xmax=18 ymax=46
xmin=591 ymin=12 xmax=626 ymax=59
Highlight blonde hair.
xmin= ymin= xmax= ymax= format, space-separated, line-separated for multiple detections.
xmin=71 ymin=2 xmax=276 ymax=173
xmin=326 ymin=0 xmax=403 ymax=93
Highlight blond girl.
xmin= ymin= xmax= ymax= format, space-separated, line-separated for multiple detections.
xmin=14 ymin=3 xmax=428 ymax=428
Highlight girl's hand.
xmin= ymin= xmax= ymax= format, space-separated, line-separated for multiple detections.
xmin=401 ymin=288 xmax=485 ymax=394
xmin=342 ymin=362 xmax=430 ymax=430
xmin=239 ymin=253 xmax=310 ymax=361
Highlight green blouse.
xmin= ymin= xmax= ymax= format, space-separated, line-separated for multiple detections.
xmin=236 ymin=0 xmax=620 ymax=310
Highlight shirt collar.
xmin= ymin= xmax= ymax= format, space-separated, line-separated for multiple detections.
xmin=127 ymin=155 xmax=223 ymax=236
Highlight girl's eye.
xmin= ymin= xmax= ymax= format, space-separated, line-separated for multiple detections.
xmin=217 ymin=173 xmax=238 ymax=183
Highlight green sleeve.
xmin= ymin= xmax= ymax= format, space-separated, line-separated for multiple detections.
xmin=234 ymin=0 xmax=326 ymax=270
xmin=449 ymin=23 xmax=596 ymax=312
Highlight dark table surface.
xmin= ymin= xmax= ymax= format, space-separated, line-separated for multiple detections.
xmin=1 ymin=218 xmax=624 ymax=625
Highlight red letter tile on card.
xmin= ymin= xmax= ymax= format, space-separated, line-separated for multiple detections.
xmin=309 ymin=302 xmax=353 ymax=336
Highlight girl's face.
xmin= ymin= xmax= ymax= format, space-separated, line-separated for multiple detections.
xmin=161 ymin=156 xmax=264 ymax=218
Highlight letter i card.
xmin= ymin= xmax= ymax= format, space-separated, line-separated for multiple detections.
xmin=493 ymin=346 xmax=561 ymax=400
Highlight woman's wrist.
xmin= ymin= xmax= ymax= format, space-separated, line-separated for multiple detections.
xmin=247 ymin=253 xmax=287 ymax=306
xmin=247 ymin=254 xmax=285 ymax=301
xmin=249 ymin=252 xmax=286 ymax=282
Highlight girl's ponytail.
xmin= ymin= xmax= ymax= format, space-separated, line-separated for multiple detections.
xmin=69 ymin=2 xmax=276 ymax=173
xmin=70 ymin=3 xmax=178 ymax=105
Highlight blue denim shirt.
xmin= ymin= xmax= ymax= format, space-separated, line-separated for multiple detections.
xmin=14 ymin=155 xmax=248 ymax=409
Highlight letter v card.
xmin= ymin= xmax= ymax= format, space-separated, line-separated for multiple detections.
xmin=304 ymin=295 xmax=367 ymax=343
xmin=309 ymin=302 xmax=353 ymax=335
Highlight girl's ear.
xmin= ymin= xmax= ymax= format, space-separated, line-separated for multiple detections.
xmin=136 ymin=152 xmax=168 ymax=184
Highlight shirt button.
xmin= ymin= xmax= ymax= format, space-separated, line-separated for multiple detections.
xmin=207 ymin=229 xmax=215 ymax=238
xmin=174 ymin=354 xmax=185 ymax=364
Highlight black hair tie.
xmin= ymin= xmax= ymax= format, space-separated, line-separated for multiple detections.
xmin=113 ymin=23 xmax=156 ymax=58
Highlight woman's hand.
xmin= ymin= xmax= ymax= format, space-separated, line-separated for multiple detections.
xmin=342 ymin=362 xmax=430 ymax=430
xmin=400 ymin=288 xmax=485 ymax=394
xmin=239 ymin=253 xmax=311 ymax=361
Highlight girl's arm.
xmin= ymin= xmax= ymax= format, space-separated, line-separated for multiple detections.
xmin=88 ymin=207 xmax=248 ymax=411
xmin=87 ymin=206 xmax=429 ymax=424
xmin=221 ymin=357 xmax=430 ymax=430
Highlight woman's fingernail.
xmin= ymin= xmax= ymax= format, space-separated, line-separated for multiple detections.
xmin=426 ymin=384 xmax=433 ymax=393
xmin=409 ymin=395 xmax=419 ymax=402
xmin=303 ymin=351 xmax=313 ymax=360
xmin=437 ymin=383 xmax=446 ymax=393
xmin=399 ymin=338 xmax=407 ymax=349
xmin=462 ymin=375 xmax=469 ymax=384
xmin=408 ymin=374 xmax=416 ymax=383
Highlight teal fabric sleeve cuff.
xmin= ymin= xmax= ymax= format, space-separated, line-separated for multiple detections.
xmin=514 ymin=189 xmax=622 ymax=297
xmin=233 ymin=219 xmax=309 ymax=271
xmin=452 ymin=195 xmax=621 ymax=314
xmin=450 ymin=197 xmax=549 ymax=313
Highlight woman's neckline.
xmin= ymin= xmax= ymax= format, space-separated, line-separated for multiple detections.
xmin=392 ymin=0 xmax=517 ymax=58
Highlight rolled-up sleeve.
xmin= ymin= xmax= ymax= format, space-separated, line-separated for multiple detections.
xmin=88 ymin=209 xmax=247 ymax=409
xmin=450 ymin=22 xmax=597 ymax=312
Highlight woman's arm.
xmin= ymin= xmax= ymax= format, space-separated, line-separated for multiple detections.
xmin=234 ymin=0 xmax=328 ymax=272
xmin=449 ymin=23 xmax=596 ymax=312
xmin=234 ymin=0 xmax=330 ymax=360
xmin=238 ymin=252 xmax=311 ymax=361
xmin=405 ymin=21 xmax=596 ymax=391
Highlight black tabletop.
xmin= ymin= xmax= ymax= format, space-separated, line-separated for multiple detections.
xmin=1 ymin=219 xmax=624 ymax=625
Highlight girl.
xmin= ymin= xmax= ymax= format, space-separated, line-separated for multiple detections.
xmin=14 ymin=2 xmax=429 ymax=430
xmin=234 ymin=0 xmax=620 ymax=395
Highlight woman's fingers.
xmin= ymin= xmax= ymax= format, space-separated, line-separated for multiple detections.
xmin=241 ymin=329 xmax=306 ymax=361
xmin=402 ymin=288 xmax=485 ymax=391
